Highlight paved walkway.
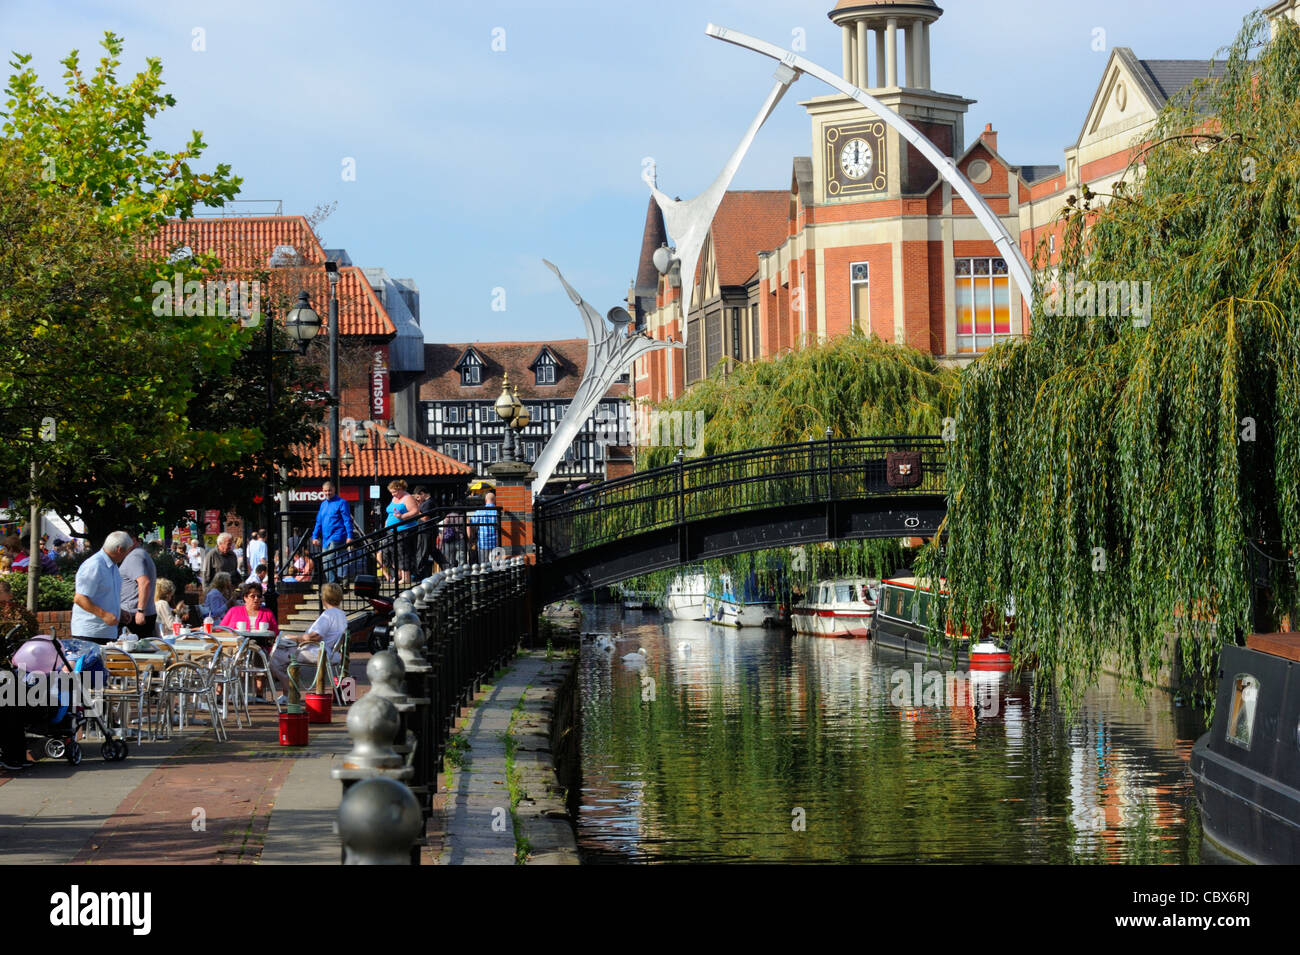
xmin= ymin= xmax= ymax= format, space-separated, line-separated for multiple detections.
xmin=0 ymin=650 xmax=577 ymax=865
xmin=434 ymin=652 xmax=576 ymax=865
xmin=0 ymin=660 xmax=359 ymax=865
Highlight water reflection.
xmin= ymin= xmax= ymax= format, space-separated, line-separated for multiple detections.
xmin=577 ymin=604 xmax=1203 ymax=864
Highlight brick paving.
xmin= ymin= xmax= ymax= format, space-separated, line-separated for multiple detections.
xmin=0 ymin=656 xmax=364 ymax=866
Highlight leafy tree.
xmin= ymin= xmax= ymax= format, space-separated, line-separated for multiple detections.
xmin=0 ymin=33 xmax=324 ymax=546
xmin=934 ymin=13 xmax=1300 ymax=705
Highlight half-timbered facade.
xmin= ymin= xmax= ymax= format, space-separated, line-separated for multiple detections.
xmin=419 ymin=340 xmax=632 ymax=495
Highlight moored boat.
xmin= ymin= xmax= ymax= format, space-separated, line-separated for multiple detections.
xmin=665 ymin=572 xmax=710 ymax=621
xmin=706 ymin=573 xmax=780 ymax=628
xmin=872 ymin=576 xmax=1012 ymax=670
xmin=1190 ymin=632 xmax=1300 ymax=864
xmin=790 ymin=578 xmax=877 ymax=638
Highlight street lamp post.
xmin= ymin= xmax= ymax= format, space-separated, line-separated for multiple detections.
xmin=256 ymin=290 xmax=322 ymax=607
xmin=326 ymin=261 xmax=341 ymax=491
xmin=494 ymin=373 xmax=531 ymax=463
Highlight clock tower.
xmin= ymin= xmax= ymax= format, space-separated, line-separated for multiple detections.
xmin=806 ymin=0 xmax=973 ymax=202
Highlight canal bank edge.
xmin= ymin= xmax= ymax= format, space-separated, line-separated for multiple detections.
xmin=510 ymin=652 xmax=580 ymax=864
xmin=436 ymin=651 xmax=579 ymax=865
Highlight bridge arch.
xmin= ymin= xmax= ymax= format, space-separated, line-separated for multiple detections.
xmin=534 ymin=435 xmax=946 ymax=602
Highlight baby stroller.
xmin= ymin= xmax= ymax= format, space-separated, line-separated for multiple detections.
xmin=9 ymin=633 xmax=128 ymax=765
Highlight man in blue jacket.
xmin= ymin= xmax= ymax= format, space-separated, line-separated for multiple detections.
xmin=311 ymin=481 xmax=353 ymax=583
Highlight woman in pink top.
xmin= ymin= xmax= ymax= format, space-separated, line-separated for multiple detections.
xmin=220 ymin=581 xmax=280 ymax=634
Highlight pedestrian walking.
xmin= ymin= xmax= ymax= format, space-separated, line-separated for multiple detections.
xmin=311 ymin=481 xmax=352 ymax=583
xmin=119 ymin=529 xmax=157 ymax=639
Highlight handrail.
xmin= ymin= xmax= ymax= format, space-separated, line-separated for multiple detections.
xmin=535 ymin=434 xmax=946 ymax=560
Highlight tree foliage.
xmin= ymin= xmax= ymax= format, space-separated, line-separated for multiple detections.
xmin=627 ymin=334 xmax=957 ymax=596
xmin=0 ymin=33 xmax=323 ymax=542
xmin=933 ymin=13 xmax=1300 ymax=705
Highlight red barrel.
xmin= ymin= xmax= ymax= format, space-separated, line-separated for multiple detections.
xmin=304 ymin=692 xmax=333 ymax=724
xmin=279 ymin=712 xmax=309 ymax=745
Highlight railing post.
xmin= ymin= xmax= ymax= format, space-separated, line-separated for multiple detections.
xmin=332 ymin=692 xmax=416 ymax=863
xmin=826 ymin=426 xmax=834 ymax=502
xmin=337 ymin=777 xmax=423 ymax=865
xmin=392 ymin=617 xmax=434 ymax=831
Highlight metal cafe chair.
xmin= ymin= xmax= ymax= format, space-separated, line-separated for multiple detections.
xmin=154 ymin=660 xmax=228 ymax=742
xmin=100 ymin=647 xmax=149 ymax=744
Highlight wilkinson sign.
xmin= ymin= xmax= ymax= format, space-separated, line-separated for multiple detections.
xmin=371 ymin=347 xmax=390 ymax=420
xmin=290 ymin=485 xmax=360 ymax=503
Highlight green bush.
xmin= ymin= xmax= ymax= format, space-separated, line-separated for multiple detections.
xmin=1 ymin=572 xmax=78 ymax=612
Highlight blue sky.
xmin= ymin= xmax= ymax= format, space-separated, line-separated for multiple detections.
xmin=1 ymin=0 xmax=1258 ymax=344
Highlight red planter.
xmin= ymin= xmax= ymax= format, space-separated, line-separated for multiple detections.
xmin=278 ymin=712 xmax=309 ymax=746
xmin=304 ymin=692 xmax=333 ymax=724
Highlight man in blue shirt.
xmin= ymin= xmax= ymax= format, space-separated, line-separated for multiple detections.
xmin=468 ymin=489 xmax=500 ymax=559
xmin=72 ymin=531 xmax=132 ymax=643
xmin=311 ymin=481 xmax=353 ymax=583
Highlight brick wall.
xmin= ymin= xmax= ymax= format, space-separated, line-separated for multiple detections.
xmin=494 ymin=482 xmax=534 ymax=553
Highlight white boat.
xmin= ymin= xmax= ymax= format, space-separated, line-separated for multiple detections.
xmin=665 ymin=572 xmax=710 ymax=620
xmin=790 ymin=578 xmax=877 ymax=638
xmin=706 ymin=573 xmax=781 ymax=628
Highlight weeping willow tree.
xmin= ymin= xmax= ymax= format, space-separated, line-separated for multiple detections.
xmin=625 ymin=333 xmax=957 ymax=597
xmin=640 ymin=333 xmax=955 ymax=469
xmin=931 ymin=12 xmax=1300 ymax=704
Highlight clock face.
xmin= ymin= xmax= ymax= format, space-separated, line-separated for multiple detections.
xmin=825 ymin=121 xmax=887 ymax=197
xmin=839 ymin=138 xmax=873 ymax=179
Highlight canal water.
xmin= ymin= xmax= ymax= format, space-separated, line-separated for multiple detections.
xmin=575 ymin=603 xmax=1206 ymax=864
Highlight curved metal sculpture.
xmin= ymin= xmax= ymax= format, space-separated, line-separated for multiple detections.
xmin=649 ymin=63 xmax=800 ymax=330
xmin=530 ymin=260 xmax=682 ymax=494
xmin=702 ymin=23 xmax=1034 ymax=311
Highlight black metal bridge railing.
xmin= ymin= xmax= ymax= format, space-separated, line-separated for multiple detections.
xmin=534 ymin=434 xmax=946 ymax=561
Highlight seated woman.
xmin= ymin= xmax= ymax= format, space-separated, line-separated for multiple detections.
xmin=269 ymin=582 xmax=347 ymax=705
xmin=283 ymin=547 xmax=314 ymax=584
xmin=154 ymin=578 xmax=191 ymax=635
xmin=220 ymin=581 xmax=279 ymax=635
xmin=201 ymin=572 xmax=235 ymax=622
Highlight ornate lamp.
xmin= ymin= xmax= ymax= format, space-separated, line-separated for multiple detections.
xmin=284 ymin=291 xmax=322 ymax=355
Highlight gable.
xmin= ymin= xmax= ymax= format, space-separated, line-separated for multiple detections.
xmin=1078 ymin=51 xmax=1162 ymax=152
xmin=455 ymin=346 xmax=485 ymax=369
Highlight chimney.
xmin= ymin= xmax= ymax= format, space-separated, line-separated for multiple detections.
xmin=980 ymin=123 xmax=998 ymax=153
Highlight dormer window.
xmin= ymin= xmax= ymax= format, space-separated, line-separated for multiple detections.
xmin=455 ymin=348 xmax=485 ymax=386
xmin=530 ymin=347 xmax=559 ymax=386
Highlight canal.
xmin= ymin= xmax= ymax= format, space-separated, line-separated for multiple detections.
xmin=574 ymin=603 xmax=1206 ymax=864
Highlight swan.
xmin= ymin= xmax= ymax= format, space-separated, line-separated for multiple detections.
xmin=621 ymin=646 xmax=647 ymax=667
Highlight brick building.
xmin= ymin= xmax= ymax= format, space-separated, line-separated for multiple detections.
xmin=631 ymin=0 xmax=1235 ymax=403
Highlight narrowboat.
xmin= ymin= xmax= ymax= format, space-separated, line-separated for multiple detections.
xmin=872 ymin=577 xmax=1012 ymax=670
xmin=1189 ymin=632 xmax=1300 ymax=864
xmin=665 ymin=572 xmax=711 ymax=621
xmin=790 ymin=578 xmax=878 ymax=638
xmin=706 ymin=573 xmax=781 ymax=628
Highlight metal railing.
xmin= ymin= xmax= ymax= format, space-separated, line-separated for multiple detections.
xmin=334 ymin=557 xmax=533 ymax=863
xmin=535 ymin=434 xmax=946 ymax=560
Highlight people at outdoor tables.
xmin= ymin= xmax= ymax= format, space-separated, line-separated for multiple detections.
xmin=71 ymin=531 xmax=132 ymax=644
xmin=269 ymin=582 xmax=347 ymax=704
xmin=220 ymin=581 xmax=279 ymax=634
xmin=201 ymin=532 xmax=240 ymax=588
xmin=201 ymin=572 xmax=235 ymax=621
xmin=154 ymin=578 xmax=190 ymax=635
